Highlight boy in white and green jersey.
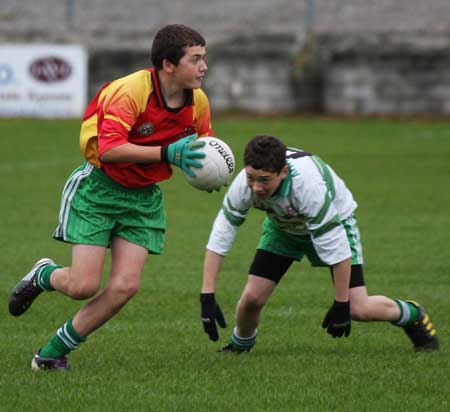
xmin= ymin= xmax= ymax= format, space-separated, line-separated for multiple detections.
xmin=199 ymin=135 xmax=439 ymax=353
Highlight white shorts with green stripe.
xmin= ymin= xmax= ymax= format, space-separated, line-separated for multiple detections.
xmin=257 ymin=213 xmax=363 ymax=267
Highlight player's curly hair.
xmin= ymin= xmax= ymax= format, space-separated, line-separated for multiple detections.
xmin=244 ymin=135 xmax=287 ymax=173
xmin=151 ymin=24 xmax=206 ymax=70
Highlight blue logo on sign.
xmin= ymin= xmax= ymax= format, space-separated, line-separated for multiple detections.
xmin=0 ymin=64 xmax=14 ymax=85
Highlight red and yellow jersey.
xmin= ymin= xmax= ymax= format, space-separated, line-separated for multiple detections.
xmin=79 ymin=68 xmax=213 ymax=188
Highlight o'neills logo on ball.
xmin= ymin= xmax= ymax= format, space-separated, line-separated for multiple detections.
xmin=209 ymin=141 xmax=234 ymax=173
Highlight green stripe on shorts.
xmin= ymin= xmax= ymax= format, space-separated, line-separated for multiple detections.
xmin=341 ymin=214 xmax=364 ymax=265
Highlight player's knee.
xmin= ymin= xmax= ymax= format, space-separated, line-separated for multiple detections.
xmin=109 ymin=277 xmax=140 ymax=302
xmin=240 ymin=290 xmax=267 ymax=311
xmin=65 ymin=266 xmax=102 ymax=299
xmin=350 ymin=302 xmax=371 ymax=321
xmin=68 ymin=280 xmax=100 ymax=300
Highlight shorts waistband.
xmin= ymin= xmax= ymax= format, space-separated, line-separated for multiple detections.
xmin=87 ymin=163 xmax=158 ymax=193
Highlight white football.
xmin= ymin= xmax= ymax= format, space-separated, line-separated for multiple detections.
xmin=183 ymin=137 xmax=235 ymax=191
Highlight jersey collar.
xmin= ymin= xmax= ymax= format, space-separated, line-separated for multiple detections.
xmin=280 ymin=169 xmax=292 ymax=197
xmin=150 ymin=68 xmax=193 ymax=111
xmin=274 ymin=168 xmax=292 ymax=198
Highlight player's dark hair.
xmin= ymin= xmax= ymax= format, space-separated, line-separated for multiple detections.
xmin=151 ymin=24 xmax=206 ymax=70
xmin=244 ymin=135 xmax=287 ymax=173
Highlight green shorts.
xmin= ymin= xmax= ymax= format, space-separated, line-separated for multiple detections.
xmin=257 ymin=214 xmax=363 ymax=267
xmin=54 ymin=163 xmax=166 ymax=254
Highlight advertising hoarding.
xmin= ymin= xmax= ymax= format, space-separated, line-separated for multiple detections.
xmin=0 ymin=44 xmax=87 ymax=118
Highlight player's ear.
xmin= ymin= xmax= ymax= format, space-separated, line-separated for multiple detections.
xmin=162 ymin=58 xmax=176 ymax=73
xmin=280 ymin=165 xmax=289 ymax=179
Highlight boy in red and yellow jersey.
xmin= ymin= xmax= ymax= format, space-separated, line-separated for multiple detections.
xmin=9 ymin=24 xmax=213 ymax=371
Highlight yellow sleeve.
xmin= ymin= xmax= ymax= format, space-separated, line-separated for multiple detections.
xmin=193 ymin=88 xmax=213 ymax=137
xmin=80 ymin=70 xmax=152 ymax=167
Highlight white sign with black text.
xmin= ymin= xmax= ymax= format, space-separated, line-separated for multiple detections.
xmin=0 ymin=44 xmax=87 ymax=118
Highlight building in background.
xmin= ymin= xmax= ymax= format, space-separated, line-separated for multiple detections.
xmin=1 ymin=0 xmax=450 ymax=116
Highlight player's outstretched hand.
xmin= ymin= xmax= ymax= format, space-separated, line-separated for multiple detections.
xmin=161 ymin=133 xmax=206 ymax=177
xmin=200 ymin=293 xmax=227 ymax=341
xmin=322 ymin=300 xmax=351 ymax=338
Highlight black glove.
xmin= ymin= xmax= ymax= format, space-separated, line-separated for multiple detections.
xmin=200 ymin=293 xmax=227 ymax=341
xmin=322 ymin=300 xmax=351 ymax=338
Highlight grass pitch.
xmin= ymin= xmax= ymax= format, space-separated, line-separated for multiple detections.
xmin=1 ymin=116 xmax=449 ymax=411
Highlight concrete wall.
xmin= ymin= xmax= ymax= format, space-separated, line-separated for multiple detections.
xmin=203 ymin=34 xmax=304 ymax=113
xmin=320 ymin=34 xmax=450 ymax=116
xmin=201 ymin=32 xmax=450 ymax=116
xmin=86 ymin=32 xmax=450 ymax=116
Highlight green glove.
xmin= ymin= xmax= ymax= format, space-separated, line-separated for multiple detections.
xmin=161 ymin=134 xmax=206 ymax=177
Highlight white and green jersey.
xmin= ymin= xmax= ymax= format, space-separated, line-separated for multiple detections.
xmin=206 ymin=148 xmax=357 ymax=265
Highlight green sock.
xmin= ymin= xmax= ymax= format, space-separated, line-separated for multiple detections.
xmin=393 ymin=299 xmax=419 ymax=326
xmin=40 ymin=320 xmax=86 ymax=358
xmin=36 ymin=264 xmax=62 ymax=291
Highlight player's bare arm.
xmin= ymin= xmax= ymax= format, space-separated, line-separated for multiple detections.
xmin=201 ymin=249 xmax=224 ymax=293
xmin=100 ymin=142 xmax=163 ymax=163
xmin=200 ymin=249 xmax=227 ymax=341
xmin=321 ymin=254 xmax=352 ymax=339
xmin=100 ymin=134 xmax=205 ymax=179
xmin=331 ymin=257 xmax=351 ymax=302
